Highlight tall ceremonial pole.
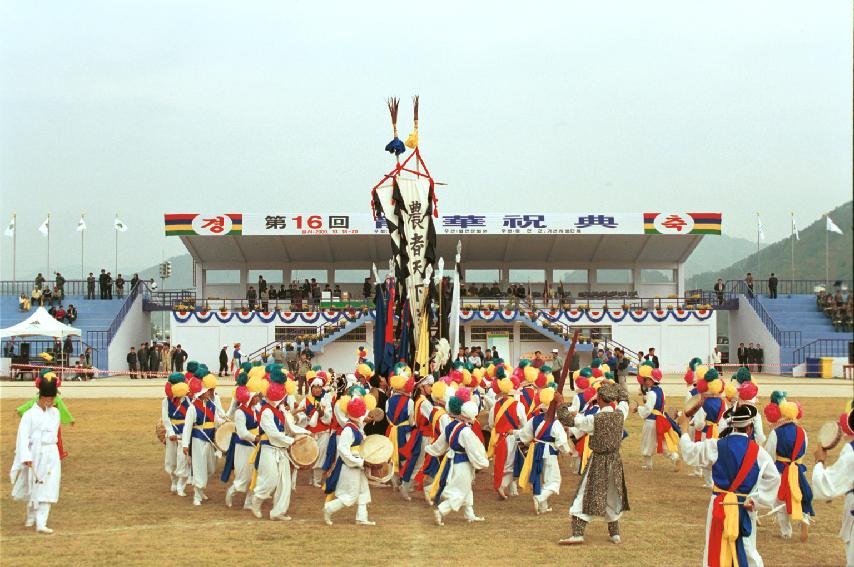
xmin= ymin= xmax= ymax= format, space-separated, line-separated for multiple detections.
xmin=11 ymin=212 xmax=16 ymax=281
xmin=81 ymin=213 xmax=85 ymax=280
xmin=546 ymin=328 xmax=580 ymax=421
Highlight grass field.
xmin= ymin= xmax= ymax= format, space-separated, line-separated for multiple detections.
xmin=1 ymin=396 xmax=851 ymax=567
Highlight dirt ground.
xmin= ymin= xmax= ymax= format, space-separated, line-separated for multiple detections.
xmin=1 ymin=396 xmax=851 ymax=567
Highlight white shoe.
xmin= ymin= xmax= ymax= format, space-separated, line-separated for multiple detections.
xmin=250 ymin=498 xmax=263 ymax=519
xmin=400 ymin=484 xmax=412 ymax=501
xmin=270 ymin=514 xmax=291 ymax=521
xmin=176 ymin=486 xmax=187 ymax=497
xmin=36 ymin=527 xmax=54 ymax=535
xmin=324 ymin=508 xmax=333 ymax=526
xmin=610 ymin=535 xmax=622 ymax=544
xmin=311 ymin=482 xmax=322 ymax=488
xmin=466 ymin=516 xmax=485 ymax=523
xmin=201 ymin=492 xmax=209 ymax=501
xmin=170 ymin=482 xmax=178 ymax=493
xmin=434 ymin=509 xmax=444 ymax=526
xmin=509 ymin=482 xmax=519 ymax=497
xmin=424 ymin=490 xmax=433 ymax=505
xmin=558 ymin=536 xmax=583 ymax=545
xmin=25 ymin=519 xmax=35 ymax=528
xmin=641 ymin=465 xmax=651 ymax=470
xmin=497 ymin=487 xmax=508 ymax=500
xmin=356 ymin=520 xmax=376 ymax=526
xmin=225 ymin=487 xmax=235 ymax=508
xmin=193 ymin=499 xmax=202 ymax=506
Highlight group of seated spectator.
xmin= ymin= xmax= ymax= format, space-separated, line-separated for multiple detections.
xmin=47 ymin=303 xmax=78 ymax=325
xmin=577 ymin=290 xmax=640 ymax=300
xmin=817 ymin=288 xmax=852 ymax=331
xmin=247 ymin=277 xmax=350 ymax=310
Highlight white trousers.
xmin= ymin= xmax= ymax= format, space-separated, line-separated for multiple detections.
xmin=325 ymin=498 xmax=370 ymax=522
xmin=165 ymin=438 xmax=190 ymax=489
xmin=26 ymin=503 xmax=52 ymax=530
xmin=254 ymin=445 xmax=292 ymax=518
xmin=189 ymin=438 xmax=216 ymax=490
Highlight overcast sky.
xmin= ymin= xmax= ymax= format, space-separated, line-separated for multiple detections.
xmin=1 ymin=0 xmax=851 ymax=279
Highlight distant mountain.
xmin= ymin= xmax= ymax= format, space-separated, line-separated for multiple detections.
xmin=687 ymin=201 xmax=853 ymax=289
xmin=683 ymin=234 xmax=755 ymax=278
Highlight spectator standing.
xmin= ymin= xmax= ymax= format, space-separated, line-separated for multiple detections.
xmin=98 ymin=269 xmax=107 ymax=299
xmin=86 ymin=273 xmax=96 ymax=299
xmin=645 ymin=347 xmax=659 ymax=369
xmin=768 ymin=273 xmax=778 ymax=299
xmin=115 ymin=274 xmax=125 ymax=299
xmin=714 ymin=278 xmax=725 ymax=305
xmin=258 ymin=275 xmax=267 ymax=298
xmin=55 ymin=272 xmax=65 ymax=300
xmin=551 ymin=347 xmax=563 ymax=376
xmin=296 ymin=352 xmax=311 ymax=395
xmin=710 ymin=347 xmax=722 ymax=372
xmin=746 ymin=342 xmax=756 ymax=371
xmin=231 ymin=343 xmax=243 ymax=372
xmin=139 ymin=343 xmax=149 ymax=375
xmin=272 ymin=345 xmax=285 ymax=365
xmin=147 ymin=343 xmax=159 ymax=378
xmin=246 ymin=286 xmax=257 ymax=311
xmin=745 ymin=272 xmax=754 ymax=297
xmin=467 ymin=348 xmax=482 ymax=368
xmin=218 ymin=346 xmax=229 ymax=376
xmin=363 ymin=277 xmax=372 ymax=300
xmin=171 ymin=344 xmax=187 ymax=372
xmin=532 ymin=350 xmax=545 ymax=368
xmin=63 ymin=336 xmax=73 ymax=364
xmin=755 ymin=344 xmax=764 ymax=373
xmin=130 ymin=273 xmax=140 ymax=291
xmin=736 ymin=342 xmax=746 ymax=368
xmin=106 ymin=272 xmax=113 ymax=299
xmin=127 ymin=347 xmax=138 ymax=376
xmin=35 ymin=272 xmax=45 ymax=290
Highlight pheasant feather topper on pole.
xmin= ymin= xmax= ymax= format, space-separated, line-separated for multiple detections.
xmin=372 ymin=95 xmax=438 ymax=376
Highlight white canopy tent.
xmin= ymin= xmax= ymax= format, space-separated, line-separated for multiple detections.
xmin=0 ymin=307 xmax=82 ymax=339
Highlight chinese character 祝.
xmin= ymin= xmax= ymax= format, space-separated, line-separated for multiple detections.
xmin=503 ymin=214 xmax=546 ymax=229
xmin=575 ymin=214 xmax=618 ymax=229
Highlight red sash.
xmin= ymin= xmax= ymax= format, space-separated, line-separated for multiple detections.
xmin=193 ymin=400 xmax=215 ymax=422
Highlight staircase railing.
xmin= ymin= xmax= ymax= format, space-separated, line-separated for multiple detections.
xmin=738 ymin=290 xmax=802 ymax=348
xmin=791 ymin=339 xmax=852 ymax=366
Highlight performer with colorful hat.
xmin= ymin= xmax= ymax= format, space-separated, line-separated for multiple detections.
xmin=181 ymin=371 xmax=223 ymax=506
xmin=161 ymin=372 xmax=191 ymax=495
xmin=17 ymin=369 xmax=74 ymax=460
xmin=250 ymin=372 xmax=303 ymax=520
xmin=11 ymin=372 xmax=63 ymax=534
xmin=294 ymin=376 xmax=333 ymax=487
xmin=414 ymin=379 xmax=452 ymax=501
xmin=385 ymin=369 xmax=416 ymax=500
xmin=222 ymin=378 xmax=262 ymax=510
xmin=323 ymin=397 xmax=375 ymax=526
xmin=487 ymin=373 xmax=527 ymax=499
xmin=763 ymin=391 xmax=814 ymax=541
xmin=560 ymin=382 xmax=630 ymax=546
xmin=635 ymin=363 xmax=681 ymax=471
xmin=518 ymin=386 xmax=570 ymax=515
xmin=690 ymin=366 xmax=728 ymax=488
xmin=811 ymin=403 xmax=854 ymax=566
xmin=427 ymin=396 xmax=489 ymax=526
xmin=678 ymin=404 xmax=781 ymax=567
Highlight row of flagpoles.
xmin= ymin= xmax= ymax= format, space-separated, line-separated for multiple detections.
xmin=4 ymin=213 xmax=129 ymax=281
xmin=755 ymin=212 xmax=845 ymax=283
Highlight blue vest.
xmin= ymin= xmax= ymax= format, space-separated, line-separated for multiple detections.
xmin=387 ymin=394 xmax=411 ymax=425
xmin=259 ymin=405 xmax=286 ymax=446
xmin=235 ymin=406 xmax=259 ymax=447
xmin=646 ymin=385 xmax=664 ymax=421
xmin=191 ymin=400 xmax=217 ymax=442
xmin=167 ymin=397 xmax=190 ymax=434
xmin=712 ymin=435 xmax=760 ymax=496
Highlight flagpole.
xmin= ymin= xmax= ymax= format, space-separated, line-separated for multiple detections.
xmin=756 ymin=212 xmax=760 ymax=280
xmin=825 ymin=215 xmax=829 ymax=285
xmin=81 ymin=213 xmax=85 ymax=280
xmin=790 ymin=212 xmax=795 ymax=282
xmin=46 ymin=212 xmax=51 ymax=277
xmin=115 ymin=214 xmax=119 ymax=275
xmin=12 ymin=213 xmax=16 ymax=281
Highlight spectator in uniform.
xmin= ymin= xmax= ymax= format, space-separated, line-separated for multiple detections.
xmin=127 ymin=347 xmax=138 ymax=376
xmin=86 ymin=273 xmax=96 ymax=300
xmin=768 ymin=273 xmax=778 ymax=299
xmin=714 ymin=278 xmax=725 ymax=305
xmin=218 ymin=346 xmax=229 ymax=377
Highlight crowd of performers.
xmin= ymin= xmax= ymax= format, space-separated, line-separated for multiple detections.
xmin=9 ymin=354 xmax=854 ymax=566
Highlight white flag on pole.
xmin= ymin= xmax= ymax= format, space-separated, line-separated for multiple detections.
xmin=826 ymin=216 xmax=843 ymax=235
xmin=114 ymin=216 xmax=128 ymax=232
xmin=791 ymin=214 xmax=799 ymax=241
xmin=4 ymin=215 xmax=14 ymax=237
xmin=77 ymin=216 xmax=87 ymax=232
xmin=756 ymin=214 xmax=765 ymax=241
xmin=38 ymin=216 xmax=50 ymax=237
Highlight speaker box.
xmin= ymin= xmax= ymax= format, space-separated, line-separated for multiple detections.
xmin=848 ymin=341 xmax=854 ymax=364
xmin=19 ymin=342 xmax=30 ymax=360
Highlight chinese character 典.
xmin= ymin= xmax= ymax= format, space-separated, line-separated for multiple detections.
xmin=443 ymin=215 xmax=486 ymax=229
xmin=503 ymin=214 xmax=546 ymax=229
xmin=661 ymin=214 xmax=688 ymax=232
xmin=575 ymin=214 xmax=617 ymax=229
xmin=201 ymin=216 xmax=226 ymax=233
xmin=265 ymin=215 xmax=287 ymax=230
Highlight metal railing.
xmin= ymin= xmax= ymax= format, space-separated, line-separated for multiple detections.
xmin=792 ymin=339 xmax=852 ymax=365
xmin=727 ymin=279 xmax=851 ymax=297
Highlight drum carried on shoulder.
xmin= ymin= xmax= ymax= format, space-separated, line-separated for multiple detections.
xmin=214 ymin=422 xmax=236 ymax=453
xmin=361 ymin=434 xmax=394 ymax=484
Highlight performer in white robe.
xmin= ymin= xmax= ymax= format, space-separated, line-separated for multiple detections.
xmin=10 ymin=373 xmax=62 ymax=534
xmin=518 ymin=389 xmax=570 ymax=514
xmin=161 ymin=374 xmax=192 ymax=496
xmin=323 ymin=397 xmax=374 ymax=526
xmin=294 ymin=378 xmax=333 ymax=487
xmin=251 ymin=378 xmax=304 ymax=520
xmin=487 ymin=377 xmax=526 ymax=499
xmin=428 ymin=400 xmax=489 ymax=525
xmin=811 ymin=408 xmax=854 ymax=567
xmin=223 ymin=386 xmax=261 ymax=509
xmin=635 ymin=368 xmax=680 ymax=470
xmin=679 ymin=405 xmax=780 ymax=567
xmin=181 ymin=374 xmax=223 ymax=505
xmin=561 ymin=382 xmax=630 ymax=545
xmin=414 ymin=381 xmax=452 ymax=502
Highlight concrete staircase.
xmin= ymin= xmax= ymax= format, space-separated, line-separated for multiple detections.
xmin=753 ymin=294 xmax=852 ymax=368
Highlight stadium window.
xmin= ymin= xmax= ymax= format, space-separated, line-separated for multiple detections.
xmin=205 ymin=270 xmax=240 ymax=284
xmin=509 ymin=269 xmax=545 ymax=283
xmin=337 ymin=326 xmax=368 ymax=342
xmin=334 ymin=269 xmax=370 ymax=283
xmin=640 ymin=269 xmax=675 ymax=283
xmin=465 ymin=269 xmax=500 ymax=283
xmin=596 ymin=269 xmax=633 ymax=284
xmin=292 ymin=270 xmax=327 ymax=283
xmin=470 ymin=326 xmax=510 ymax=341
xmin=274 ymin=326 xmax=317 ymax=342
xmin=553 ymin=269 xmax=588 ymax=283
xmin=249 ymin=270 xmax=282 ymax=283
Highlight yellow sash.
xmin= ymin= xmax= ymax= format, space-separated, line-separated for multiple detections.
xmin=428 ymin=454 xmax=449 ymax=502
xmin=652 ymin=409 xmax=680 ymax=454
xmin=486 ymin=398 xmax=517 ymax=458
xmin=248 ymin=434 xmax=269 ymax=491
xmin=776 ymin=457 xmax=804 ymax=521
xmin=579 ymin=435 xmax=592 ymax=472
